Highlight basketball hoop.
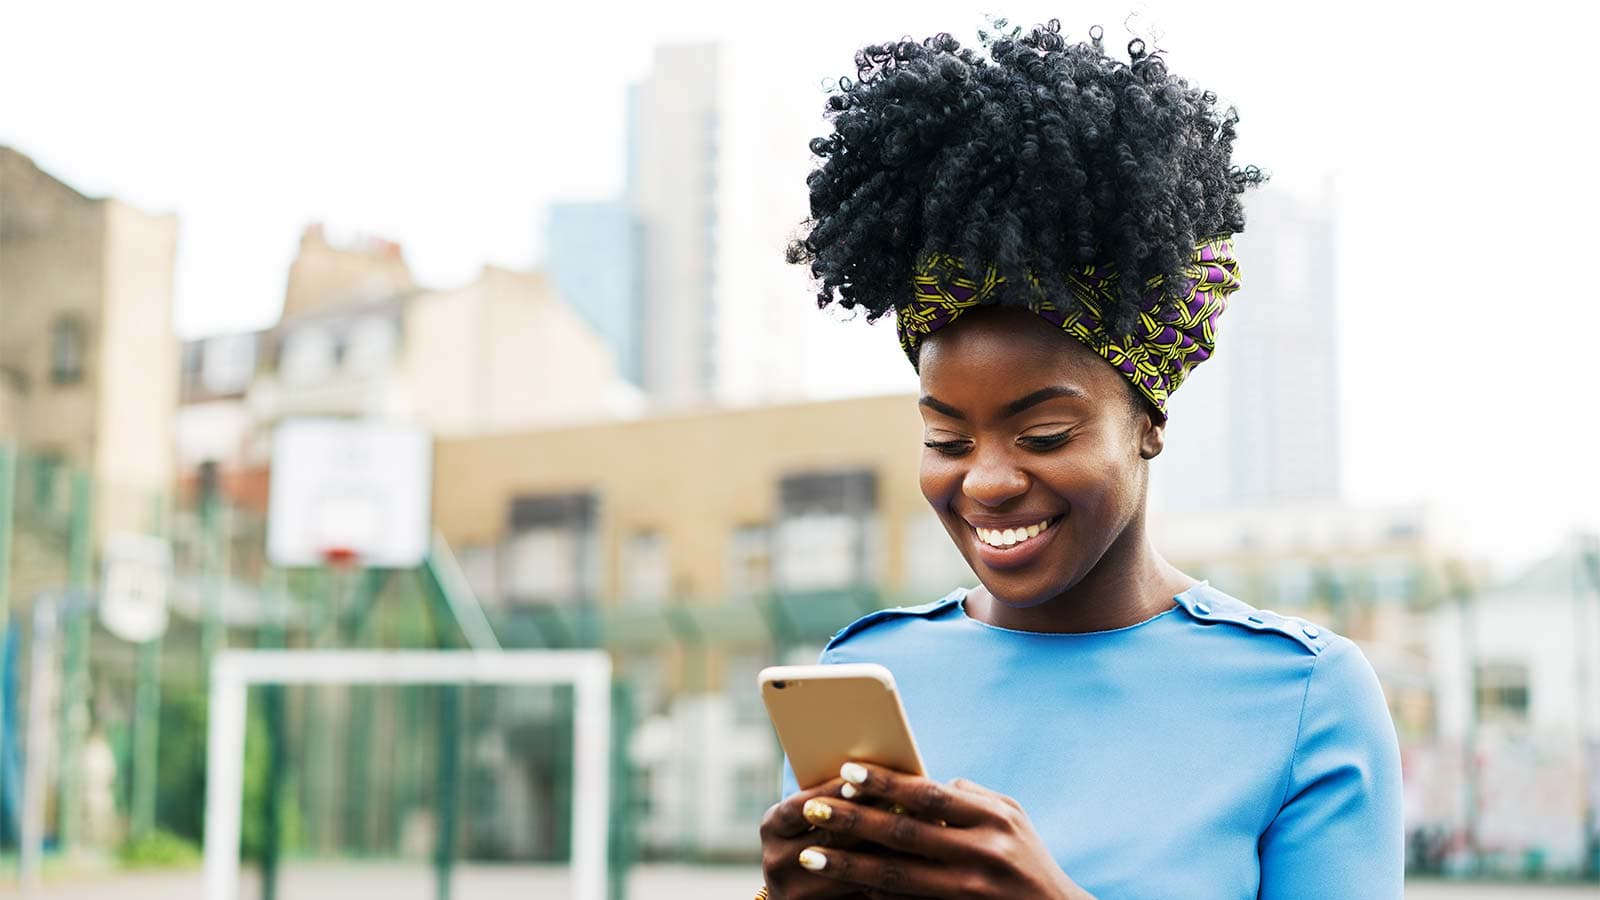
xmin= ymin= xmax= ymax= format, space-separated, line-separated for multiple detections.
xmin=320 ymin=547 xmax=361 ymax=570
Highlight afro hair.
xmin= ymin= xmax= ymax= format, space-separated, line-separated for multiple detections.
xmin=786 ymin=20 xmax=1265 ymax=340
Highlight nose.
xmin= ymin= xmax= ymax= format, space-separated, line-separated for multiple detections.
xmin=962 ymin=444 xmax=1029 ymax=509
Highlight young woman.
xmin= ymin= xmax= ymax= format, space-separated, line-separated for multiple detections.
xmin=758 ymin=22 xmax=1403 ymax=900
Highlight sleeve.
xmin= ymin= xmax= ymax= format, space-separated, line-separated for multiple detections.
xmin=1258 ymin=637 xmax=1404 ymax=899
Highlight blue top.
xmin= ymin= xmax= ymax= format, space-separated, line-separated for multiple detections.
xmin=779 ymin=582 xmax=1404 ymax=899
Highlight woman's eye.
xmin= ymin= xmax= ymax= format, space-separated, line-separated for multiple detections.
xmin=1019 ymin=431 xmax=1073 ymax=450
xmin=922 ymin=439 xmax=972 ymax=456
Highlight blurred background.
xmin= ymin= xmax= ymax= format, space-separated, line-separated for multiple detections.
xmin=1 ymin=0 xmax=1597 ymax=897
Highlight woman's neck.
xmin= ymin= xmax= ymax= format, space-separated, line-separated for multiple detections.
xmin=966 ymin=516 xmax=1194 ymax=635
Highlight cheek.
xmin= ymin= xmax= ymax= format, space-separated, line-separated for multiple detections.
xmin=1042 ymin=446 xmax=1136 ymax=514
xmin=918 ymin=452 xmax=963 ymax=506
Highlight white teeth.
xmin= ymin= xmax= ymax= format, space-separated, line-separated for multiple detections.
xmin=975 ymin=518 xmax=1054 ymax=548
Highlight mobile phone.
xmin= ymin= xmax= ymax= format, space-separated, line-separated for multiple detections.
xmin=759 ymin=662 xmax=926 ymax=790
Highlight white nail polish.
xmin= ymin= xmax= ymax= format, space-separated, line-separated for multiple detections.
xmin=840 ymin=762 xmax=868 ymax=784
xmin=840 ymin=783 xmax=858 ymax=799
xmin=799 ymin=848 xmax=828 ymax=871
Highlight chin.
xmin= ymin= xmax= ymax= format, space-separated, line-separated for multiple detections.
xmin=973 ymin=566 xmax=1078 ymax=609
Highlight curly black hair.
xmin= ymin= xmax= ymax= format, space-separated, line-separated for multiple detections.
xmin=787 ymin=20 xmax=1265 ymax=341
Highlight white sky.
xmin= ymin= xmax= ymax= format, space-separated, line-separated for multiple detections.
xmin=3 ymin=0 xmax=1597 ymax=571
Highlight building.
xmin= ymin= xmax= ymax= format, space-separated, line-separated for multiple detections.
xmin=1418 ymin=537 xmax=1600 ymax=875
xmin=544 ymin=201 xmax=642 ymax=385
xmin=1153 ymin=185 xmax=1341 ymax=511
xmin=625 ymin=43 xmax=817 ymax=410
xmin=175 ymin=226 xmax=645 ymax=502
xmin=432 ymin=392 xmax=972 ymax=611
xmin=0 ymin=146 xmax=179 ymax=539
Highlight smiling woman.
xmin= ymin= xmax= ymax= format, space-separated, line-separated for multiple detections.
xmin=759 ymin=19 xmax=1403 ymax=900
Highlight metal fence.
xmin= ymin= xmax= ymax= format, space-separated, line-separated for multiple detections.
xmin=0 ymin=443 xmax=1596 ymax=896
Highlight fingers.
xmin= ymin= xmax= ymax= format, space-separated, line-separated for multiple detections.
xmin=801 ymin=796 xmax=958 ymax=859
xmin=837 ymin=762 xmax=997 ymax=827
xmin=794 ymin=844 xmax=952 ymax=898
xmin=762 ymin=777 xmax=850 ymax=840
xmin=949 ymin=777 xmax=1024 ymax=811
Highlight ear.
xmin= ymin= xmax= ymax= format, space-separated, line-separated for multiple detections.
xmin=1138 ymin=409 xmax=1166 ymax=460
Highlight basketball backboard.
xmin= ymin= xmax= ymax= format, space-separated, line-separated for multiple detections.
xmin=266 ymin=419 xmax=432 ymax=568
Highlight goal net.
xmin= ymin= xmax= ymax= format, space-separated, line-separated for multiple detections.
xmin=203 ymin=649 xmax=612 ymax=900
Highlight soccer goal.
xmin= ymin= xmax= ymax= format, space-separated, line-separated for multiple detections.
xmin=203 ymin=649 xmax=613 ymax=900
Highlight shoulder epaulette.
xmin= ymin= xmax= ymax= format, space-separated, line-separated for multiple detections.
xmin=824 ymin=590 xmax=965 ymax=651
xmin=1173 ymin=583 xmax=1329 ymax=655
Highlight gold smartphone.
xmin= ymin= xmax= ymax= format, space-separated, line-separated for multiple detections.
xmin=759 ymin=662 xmax=926 ymax=790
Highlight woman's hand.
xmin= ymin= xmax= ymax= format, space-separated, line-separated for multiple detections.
xmin=791 ymin=761 xmax=1097 ymax=900
xmin=761 ymin=775 xmax=923 ymax=899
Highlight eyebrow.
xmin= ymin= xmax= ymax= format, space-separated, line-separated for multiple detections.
xmin=918 ymin=385 xmax=1087 ymax=421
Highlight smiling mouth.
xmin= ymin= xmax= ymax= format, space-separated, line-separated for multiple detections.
xmin=969 ymin=515 xmax=1065 ymax=549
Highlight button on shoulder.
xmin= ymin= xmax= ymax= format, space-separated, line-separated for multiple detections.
xmin=1173 ymin=583 xmax=1329 ymax=656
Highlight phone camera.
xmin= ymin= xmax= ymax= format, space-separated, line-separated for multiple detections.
xmin=772 ymin=680 xmax=788 ymax=689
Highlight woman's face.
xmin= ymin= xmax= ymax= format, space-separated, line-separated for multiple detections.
xmin=917 ymin=308 xmax=1164 ymax=608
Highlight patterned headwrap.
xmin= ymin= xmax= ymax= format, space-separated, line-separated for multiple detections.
xmin=896 ymin=236 xmax=1240 ymax=418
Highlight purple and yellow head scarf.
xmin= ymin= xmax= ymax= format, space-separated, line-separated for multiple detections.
xmin=896 ymin=236 xmax=1241 ymax=418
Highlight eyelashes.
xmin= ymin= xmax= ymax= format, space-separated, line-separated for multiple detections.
xmin=1019 ymin=431 xmax=1073 ymax=450
xmin=922 ymin=431 xmax=1075 ymax=456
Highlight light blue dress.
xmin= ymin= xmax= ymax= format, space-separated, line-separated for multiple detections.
xmin=779 ymin=582 xmax=1404 ymax=899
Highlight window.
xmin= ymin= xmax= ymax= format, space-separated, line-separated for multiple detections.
xmin=504 ymin=492 xmax=598 ymax=605
xmin=902 ymin=512 xmax=973 ymax=594
xmin=774 ymin=471 xmax=877 ymax=591
xmin=279 ymin=327 xmax=336 ymax=386
xmin=200 ymin=333 xmax=258 ymax=395
xmin=726 ymin=525 xmax=771 ymax=598
xmin=1475 ymin=661 xmax=1530 ymax=724
xmin=51 ymin=316 xmax=85 ymax=384
xmin=344 ymin=316 xmax=399 ymax=374
xmin=1370 ymin=556 xmax=1416 ymax=604
xmin=622 ymin=531 xmax=670 ymax=606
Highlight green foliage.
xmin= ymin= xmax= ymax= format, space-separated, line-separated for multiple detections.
xmin=148 ymin=680 xmax=301 ymax=861
xmin=153 ymin=685 xmax=208 ymax=843
xmin=241 ymin=689 xmax=301 ymax=861
xmin=117 ymin=828 xmax=201 ymax=868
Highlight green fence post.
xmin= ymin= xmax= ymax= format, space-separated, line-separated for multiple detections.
xmin=421 ymin=566 xmax=460 ymax=900
xmin=198 ymin=464 xmax=226 ymax=675
xmin=56 ymin=469 xmax=93 ymax=854
xmin=607 ymin=682 xmax=635 ymax=900
xmin=130 ymin=639 xmax=162 ymax=838
xmin=258 ymin=574 xmax=288 ymax=900
xmin=339 ymin=570 xmax=386 ymax=855
xmin=0 ymin=440 xmax=14 ymax=638
xmin=0 ymin=441 xmax=16 ymax=832
xmin=434 ymin=683 xmax=460 ymax=900
xmin=130 ymin=494 xmax=169 ymax=840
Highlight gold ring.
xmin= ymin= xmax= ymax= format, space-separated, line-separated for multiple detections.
xmin=753 ymin=886 xmax=770 ymax=900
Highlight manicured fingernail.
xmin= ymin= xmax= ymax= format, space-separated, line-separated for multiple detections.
xmin=840 ymin=783 xmax=858 ymax=799
xmin=803 ymin=798 xmax=833 ymax=822
xmin=840 ymin=762 xmax=868 ymax=784
xmin=799 ymin=847 xmax=828 ymax=871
